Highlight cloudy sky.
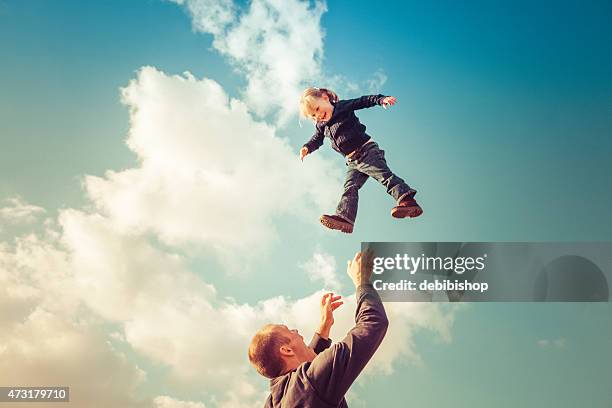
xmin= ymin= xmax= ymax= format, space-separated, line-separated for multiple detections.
xmin=1 ymin=1 xmax=612 ymax=407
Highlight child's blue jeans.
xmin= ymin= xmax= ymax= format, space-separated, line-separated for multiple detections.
xmin=336 ymin=141 xmax=416 ymax=223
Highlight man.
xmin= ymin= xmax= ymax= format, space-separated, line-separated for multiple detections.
xmin=248 ymin=250 xmax=388 ymax=407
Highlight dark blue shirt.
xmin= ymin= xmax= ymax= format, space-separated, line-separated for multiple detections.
xmin=303 ymin=95 xmax=386 ymax=157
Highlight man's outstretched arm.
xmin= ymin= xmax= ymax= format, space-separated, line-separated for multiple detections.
xmin=306 ymin=251 xmax=389 ymax=406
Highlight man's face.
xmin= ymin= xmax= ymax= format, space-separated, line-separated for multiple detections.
xmin=276 ymin=325 xmax=316 ymax=362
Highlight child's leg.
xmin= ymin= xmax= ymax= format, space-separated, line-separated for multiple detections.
xmin=335 ymin=166 xmax=369 ymax=223
xmin=353 ymin=142 xmax=416 ymax=203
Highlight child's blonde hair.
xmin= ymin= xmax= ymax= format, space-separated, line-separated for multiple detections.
xmin=299 ymin=87 xmax=339 ymax=119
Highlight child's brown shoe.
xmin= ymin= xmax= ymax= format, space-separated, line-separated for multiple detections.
xmin=320 ymin=214 xmax=354 ymax=233
xmin=391 ymin=196 xmax=423 ymax=219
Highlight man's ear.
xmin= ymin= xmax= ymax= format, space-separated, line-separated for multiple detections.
xmin=279 ymin=344 xmax=294 ymax=357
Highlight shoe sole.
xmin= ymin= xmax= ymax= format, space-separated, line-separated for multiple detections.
xmin=320 ymin=216 xmax=354 ymax=233
xmin=391 ymin=205 xmax=423 ymax=219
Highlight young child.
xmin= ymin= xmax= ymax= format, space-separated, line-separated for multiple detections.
xmin=299 ymin=87 xmax=422 ymax=234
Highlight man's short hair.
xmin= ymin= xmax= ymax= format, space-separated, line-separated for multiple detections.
xmin=248 ymin=324 xmax=290 ymax=378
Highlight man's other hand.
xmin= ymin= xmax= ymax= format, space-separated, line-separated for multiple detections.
xmin=317 ymin=293 xmax=343 ymax=339
xmin=347 ymin=250 xmax=374 ymax=287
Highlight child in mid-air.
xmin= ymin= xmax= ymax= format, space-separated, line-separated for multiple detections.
xmin=299 ymin=87 xmax=422 ymax=234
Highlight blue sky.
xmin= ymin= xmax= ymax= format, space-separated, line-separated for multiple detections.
xmin=1 ymin=1 xmax=611 ymax=407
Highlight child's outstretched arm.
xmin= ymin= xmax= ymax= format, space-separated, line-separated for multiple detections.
xmin=301 ymin=123 xmax=325 ymax=161
xmin=343 ymin=94 xmax=397 ymax=111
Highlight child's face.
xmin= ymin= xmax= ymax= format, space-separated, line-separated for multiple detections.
xmin=309 ymin=95 xmax=334 ymax=122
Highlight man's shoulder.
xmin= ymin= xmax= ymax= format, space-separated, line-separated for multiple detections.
xmin=306 ymin=342 xmax=349 ymax=379
xmin=268 ymin=366 xmax=334 ymax=407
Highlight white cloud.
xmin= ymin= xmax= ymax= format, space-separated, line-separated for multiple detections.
xmin=300 ymin=250 xmax=342 ymax=290
xmin=84 ymin=67 xmax=339 ymax=261
xmin=56 ymin=209 xmax=276 ymax=399
xmin=169 ymin=0 xmax=235 ymax=36
xmin=172 ymin=0 xmax=327 ymax=124
xmin=0 ymin=309 xmax=150 ymax=408
xmin=369 ymin=302 xmax=458 ymax=374
xmin=0 ymin=237 xmax=149 ymax=408
xmin=1 ymin=213 xmax=459 ymax=407
xmin=537 ymin=339 xmax=549 ymax=347
xmin=170 ymin=0 xmax=387 ymax=125
xmin=366 ymin=69 xmax=388 ymax=94
xmin=154 ymin=396 xmax=207 ymax=408
xmin=212 ymin=379 xmax=267 ymax=408
xmin=0 ymin=196 xmax=45 ymax=223
xmin=0 ymin=213 xmax=261 ymax=406
xmin=345 ymin=392 xmax=367 ymax=408
xmin=537 ymin=338 xmax=566 ymax=348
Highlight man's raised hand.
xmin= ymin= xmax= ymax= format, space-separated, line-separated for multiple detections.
xmin=347 ymin=250 xmax=374 ymax=287
xmin=317 ymin=292 xmax=343 ymax=339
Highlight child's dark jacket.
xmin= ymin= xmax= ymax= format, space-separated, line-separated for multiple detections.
xmin=303 ymin=94 xmax=387 ymax=157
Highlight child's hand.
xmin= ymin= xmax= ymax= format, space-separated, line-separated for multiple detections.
xmin=381 ymin=96 xmax=397 ymax=109
xmin=300 ymin=146 xmax=309 ymax=161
